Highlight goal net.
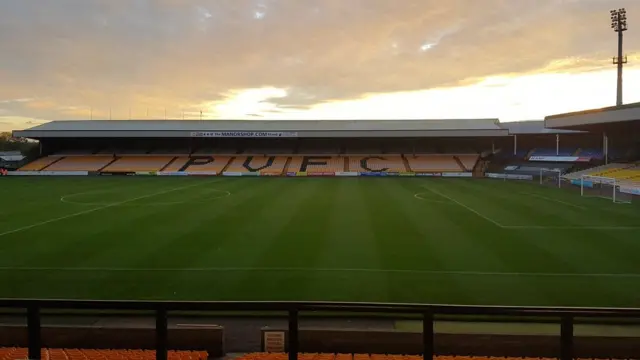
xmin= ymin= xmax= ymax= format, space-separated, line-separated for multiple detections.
xmin=539 ymin=169 xmax=563 ymax=188
xmin=580 ymin=175 xmax=632 ymax=204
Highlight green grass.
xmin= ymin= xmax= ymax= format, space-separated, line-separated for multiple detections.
xmin=0 ymin=177 xmax=639 ymax=308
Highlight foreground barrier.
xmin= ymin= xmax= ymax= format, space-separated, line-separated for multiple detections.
xmin=0 ymin=299 xmax=638 ymax=360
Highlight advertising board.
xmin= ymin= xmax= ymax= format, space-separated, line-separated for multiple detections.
xmin=442 ymin=172 xmax=473 ymax=178
xmin=157 ymin=172 xmax=188 ymax=176
xmin=359 ymin=172 xmax=387 ymax=177
xmin=190 ymin=131 xmax=298 ymax=138
xmin=486 ymin=173 xmax=533 ymax=180
xmin=308 ymin=172 xmax=335 ymax=176
xmin=8 ymin=171 xmax=89 ymax=176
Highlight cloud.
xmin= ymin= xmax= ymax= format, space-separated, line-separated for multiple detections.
xmin=1 ymin=0 xmax=640 ymax=129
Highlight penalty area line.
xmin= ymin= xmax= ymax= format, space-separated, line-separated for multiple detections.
xmin=421 ymin=186 xmax=505 ymax=228
xmin=0 ymin=266 xmax=639 ymax=278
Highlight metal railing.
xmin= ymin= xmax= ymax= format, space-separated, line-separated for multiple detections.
xmin=1 ymin=299 xmax=639 ymax=360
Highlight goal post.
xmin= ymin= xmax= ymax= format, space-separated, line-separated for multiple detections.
xmin=580 ymin=175 xmax=632 ymax=204
xmin=539 ymin=168 xmax=563 ymax=188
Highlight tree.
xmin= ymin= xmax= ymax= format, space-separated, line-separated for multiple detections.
xmin=0 ymin=132 xmax=38 ymax=155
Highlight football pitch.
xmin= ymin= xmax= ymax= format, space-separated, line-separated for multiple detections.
xmin=1 ymin=177 xmax=639 ymax=308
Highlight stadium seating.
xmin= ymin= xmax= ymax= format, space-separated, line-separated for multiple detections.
xmin=405 ymin=155 xmax=478 ymax=173
xmin=575 ymin=148 xmax=604 ymax=159
xmin=226 ymin=156 xmax=289 ymax=174
xmin=235 ymin=353 xmax=572 ymax=360
xmin=348 ymin=156 xmax=407 ymax=172
xmin=46 ymin=156 xmax=115 ymax=172
xmin=563 ymin=163 xmax=640 ymax=188
xmin=101 ymin=156 xmax=175 ymax=173
xmin=457 ymin=154 xmax=479 ymax=171
xmin=161 ymin=156 xmax=232 ymax=174
xmin=18 ymin=156 xmax=62 ymax=171
xmin=0 ymin=348 xmax=207 ymax=360
xmin=287 ymin=156 xmax=345 ymax=173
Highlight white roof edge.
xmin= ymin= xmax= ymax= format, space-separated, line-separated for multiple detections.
xmin=17 ymin=119 xmax=505 ymax=132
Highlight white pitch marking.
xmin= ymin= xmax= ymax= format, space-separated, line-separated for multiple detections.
xmin=0 ymin=266 xmax=639 ymax=278
xmin=0 ymin=180 xmax=220 ymax=238
xmin=523 ymin=192 xmax=587 ymax=210
xmin=422 ymin=186 xmax=505 ymax=227
xmin=61 ymin=188 xmax=231 ymax=206
xmin=413 ymin=192 xmax=454 ymax=204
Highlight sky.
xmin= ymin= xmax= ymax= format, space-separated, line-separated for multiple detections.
xmin=2 ymin=0 xmax=640 ymax=132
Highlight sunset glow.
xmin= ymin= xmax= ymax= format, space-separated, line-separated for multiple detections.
xmin=1 ymin=0 xmax=640 ymax=131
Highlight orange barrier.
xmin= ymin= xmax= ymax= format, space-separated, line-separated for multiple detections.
xmin=235 ymin=353 xmax=571 ymax=360
xmin=0 ymin=348 xmax=207 ymax=360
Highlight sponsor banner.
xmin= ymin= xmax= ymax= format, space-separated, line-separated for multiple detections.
xmin=286 ymin=172 xmax=297 ymax=177
xmin=186 ymin=171 xmax=217 ymax=176
xmin=529 ymin=156 xmax=591 ymax=163
xmin=157 ymin=171 xmax=188 ymax=176
xmin=399 ymin=172 xmax=415 ymax=177
xmin=260 ymin=171 xmax=282 ymax=176
xmin=135 ymin=171 xmax=157 ymax=176
xmin=223 ymin=171 xmax=243 ymax=177
xmin=296 ymin=172 xmax=307 ymax=177
xmin=360 ymin=172 xmax=387 ymax=177
xmin=335 ymin=172 xmax=360 ymax=177
xmin=190 ymin=131 xmax=298 ymax=138
xmin=241 ymin=172 xmax=260 ymax=177
xmin=442 ymin=172 xmax=473 ymax=178
xmin=385 ymin=172 xmax=400 ymax=177
xmin=415 ymin=172 xmax=442 ymax=177
xmin=8 ymin=171 xmax=89 ymax=176
xmin=100 ymin=172 xmax=135 ymax=176
xmin=308 ymin=172 xmax=335 ymax=177
xmin=620 ymin=186 xmax=640 ymax=195
xmin=486 ymin=173 xmax=533 ymax=180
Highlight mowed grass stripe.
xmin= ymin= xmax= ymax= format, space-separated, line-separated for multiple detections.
xmin=0 ymin=177 xmax=638 ymax=306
